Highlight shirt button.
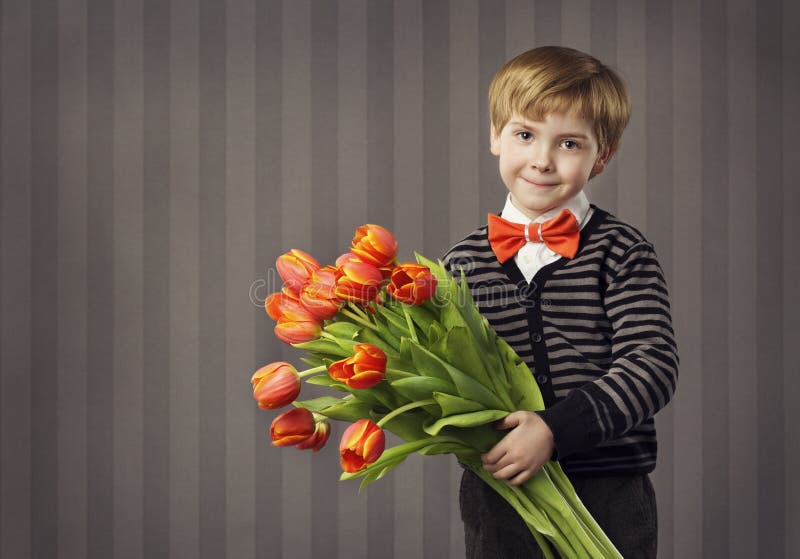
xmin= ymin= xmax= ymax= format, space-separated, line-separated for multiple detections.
xmin=532 ymin=333 xmax=543 ymax=343
xmin=536 ymin=374 xmax=549 ymax=385
xmin=540 ymin=299 xmax=551 ymax=308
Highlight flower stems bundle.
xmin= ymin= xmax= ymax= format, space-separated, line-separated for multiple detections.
xmin=253 ymin=224 xmax=622 ymax=558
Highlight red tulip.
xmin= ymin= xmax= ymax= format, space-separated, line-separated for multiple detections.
xmin=270 ymin=407 xmax=316 ymax=447
xmin=295 ymin=415 xmax=331 ymax=452
xmin=334 ymin=261 xmax=384 ymax=304
xmin=328 ymin=343 xmax=386 ymax=389
xmin=276 ymin=249 xmax=320 ymax=296
xmin=387 ymin=263 xmax=438 ymax=305
xmin=351 ymin=224 xmax=398 ymax=268
xmin=300 ymin=266 xmax=342 ymax=320
xmin=339 ymin=419 xmax=385 ymax=473
xmin=335 ymin=252 xmax=361 ymax=267
xmin=251 ymin=362 xmax=301 ymax=410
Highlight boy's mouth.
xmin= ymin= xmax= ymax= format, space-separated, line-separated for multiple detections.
xmin=522 ymin=177 xmax=557 ymax=188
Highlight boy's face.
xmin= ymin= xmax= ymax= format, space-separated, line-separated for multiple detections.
xmin=490 ymin=111 xmax=607 ymax=221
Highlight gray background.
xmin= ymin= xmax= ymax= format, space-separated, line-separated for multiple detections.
xmin=1 ymin=0 xmax=798 ymax=558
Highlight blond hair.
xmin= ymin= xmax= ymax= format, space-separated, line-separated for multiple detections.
xmin=488 ymin=46 xmax=631 ymax=155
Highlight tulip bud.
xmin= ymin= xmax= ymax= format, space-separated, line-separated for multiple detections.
xmin=300 ymin=266 xmax=342 ymax=320
xmin=251 ymin=362 xmax=301 ymax=410
xmin=276 ymin=249 xmax=320 ymax=296
xmin=270 ymin=407 xmax=316 ymax=447
xmin=387 ymin=263 xmax=438 ymax=305
xmin=328 ymin=343 xmax=386 ymax=389
xmin=295 ymin=414 xmax=331 ymax=452
xmin=334 ymin=261 xmax=384 ymax=304
xmin=265 ymin=289 xmax=304 ymax=320
xmin=339 ymin=419 xmax=385 ymax=473
xmin=274 ymin=311 xmax=322 ymax=344
xmin=351 ymin=224 xmax=398 ymax=268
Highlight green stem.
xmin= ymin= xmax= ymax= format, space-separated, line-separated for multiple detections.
xmin=402 ymin=305 xmax=419 ymax=343
xmin=376 ymin=398 xmax=436 ymax=428
xmin=298 ymin=365 xmax=327 ymax=378
xmin=385 ymin=367 xmax=416 ymax=378
xmin=339 ymin=307 xmax=380 ymax=332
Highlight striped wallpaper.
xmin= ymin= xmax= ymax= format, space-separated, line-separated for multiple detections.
xmin=1 ymin=0 xmax=797 ymax=558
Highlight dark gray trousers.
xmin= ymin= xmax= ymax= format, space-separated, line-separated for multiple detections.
xmin=460 ymin=468 xmax=658 ymax=558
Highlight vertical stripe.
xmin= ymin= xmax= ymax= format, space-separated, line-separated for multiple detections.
xmin=672 ymin=0 xmax=703 ymax=558
xmin=616 ymin=0 xmax=647 ymax=231
xmin=644 ymin=2 xmax=675 ymax=557
xmin=86 ymin=1 xmax=115 ymax=556
xmin=337 ymin=0 xmax=367 ymax=248
xmin=586 ymin=0 xmax=618 ymax=214
xmin=57 ymin=0 xmax=88 ymax=556
xmin=701 ymin=1 xmax=729 ymax=557
xmin=142 ymin=0 xmax=172 ymax=553
xmin=505 ymin=0 xmax=535 ymax=58
xmin=395 ymin=0 xmax=424 ymax=256
xmin=478 ymin=2 xmax=504 ymax=218
xmin=0 ymin=1 xmax=32 ymax=558
xmin=31 ymin=0 xmax=59 ymax=557
xmin=254 ymin=1 xmax=283 ymax=557
xmin=226 ymin=1 xmax=257 ymax=558
xmin=781 ymin=2 xmax=800 ymax=550
xmin=198 ymin=0 xmax=227 ymax=557
xmin=280 ymin=2 xmax=312 ymax=558
xmin=756 ymin=0 xmax=784 ymax=556
xmin=534 ymin=0 xmax=561 ymax=47
xmin=422 ymin=2 xmax=451 ymax=557
xmin=113 ymin=0 xmax=144 ymax=558
xmin=727 ymin=3 xmax=758 ymax=556
xmin=561 ymin=0 xmax=591 ymax=53
xmin=782 ymin=0 xmax=800 ymax=554
xmin=449 ymin=0 xmax=480 ymax=244
xmin=169 ymin=1 xmax=200 ymax=558
xmin=366 ymin=2 xmax=395 ymax=556
xmin=336 ymin=2 xmax=368 ymax=557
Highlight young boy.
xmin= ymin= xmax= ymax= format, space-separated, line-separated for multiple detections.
xmin=442 ymin=46 xmax=678 ymax=558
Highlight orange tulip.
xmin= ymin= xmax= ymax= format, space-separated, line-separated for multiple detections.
xmin=265 ymin=289 xmax=305 ymax=320
xmin=387 ymin=263 xmax=438 ymax=305
xmin=339 ymin=419 xmax=385 ymax=473
xmin=334 ymin=261 xmax=384 ymax=304
xmin=351 ymin=224 xmax=398 ymax=268
xmin=300 ymin=266 xmax=342 ymax=320
xmin=276 ymin=249 xmax=320 ymax=296
xmin=251 ymin=362 xmax=301 ymax=410
xmin=335 ymin=251 xmax=361 ymax=267
xmin=295 ymin=415 xmax=331 ymax=452
xmin=270 ymin=407 xmax=316 ymax=447
xmin=328 ymin=343 xmax=386 ymax=389
xmin=274 ymin=311 xmax=322 ymax=344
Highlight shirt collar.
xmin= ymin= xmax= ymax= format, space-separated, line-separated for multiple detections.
xmin=500 ymin=191 xmax=591 ymax=226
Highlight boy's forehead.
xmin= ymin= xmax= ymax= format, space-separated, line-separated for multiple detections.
xmin=506 ymin=110 xmax=595 ymax=131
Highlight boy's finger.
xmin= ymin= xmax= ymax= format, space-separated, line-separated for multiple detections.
xmin=481 ymin=445 xmax=508 ymax=466
xmin=495 ymin=411 xmax=521 ymax=430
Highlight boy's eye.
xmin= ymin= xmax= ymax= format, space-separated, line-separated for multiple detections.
xmin=561 ymin=139 xmax=580 ymax=149
xmin=516 ymin=131 xmax=532 ymax=141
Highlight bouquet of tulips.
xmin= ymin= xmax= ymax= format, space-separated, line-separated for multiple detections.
xmin=253 ymin=224 xmax=622 ymax=559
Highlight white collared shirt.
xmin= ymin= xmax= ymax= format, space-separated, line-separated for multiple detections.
xmin=500 ymin=191 xmax=594 ymax=283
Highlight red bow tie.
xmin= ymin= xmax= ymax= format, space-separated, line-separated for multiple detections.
xmin=487 ymin=209 xmax=580 ymax=263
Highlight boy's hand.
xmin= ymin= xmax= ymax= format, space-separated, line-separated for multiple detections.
xmin=481 ymin=411 xmax=555 ymax=486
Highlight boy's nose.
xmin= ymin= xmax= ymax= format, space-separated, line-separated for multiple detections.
xmin=528 ymin=148 xmax=553 ymax=172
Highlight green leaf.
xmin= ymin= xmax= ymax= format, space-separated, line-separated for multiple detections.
xmin=292 ymin=339 xmax=352 ymax=358
xmin=406 ymin=340 xmax=453 ymax=382
xmin=376 ymin=304 xmax=411 ymax=334
xmin=433 ymin=392 xmax=486 ymax=416
xmin=300 ymin=356 xmax=325 ymax=368
xmin=355 ymin=326 xmax=401 ymax=355
xmin=427 ymin=321 xmax=446 ymax=345
xmin=404 ymin=304 xmax=437 ymax=334
xmin=294 ymin=396 xmax=344 ymax=412
xmin=440 ymin=360 xmax=508 ymax=411
xmin=391 ymin=376 xmax=455 ymax=403
xmin=496 ymin=336 xmax=545 ymax=412
xmin=324 ymin=321 xmax=361 ymax=339
xmin=317 ymin=398 xmax=375 ymax=422
xmin=423 ymin=410 xmax=508 ymax=436
xmin=431 ymin=326 xmax=493 ymax=390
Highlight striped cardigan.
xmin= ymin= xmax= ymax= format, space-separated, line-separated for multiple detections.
xmin=442 ymin=206 xmax=678 ymax=475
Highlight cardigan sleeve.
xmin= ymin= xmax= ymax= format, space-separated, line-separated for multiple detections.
xmin=536 ymin=241 xmax=679 ymax=459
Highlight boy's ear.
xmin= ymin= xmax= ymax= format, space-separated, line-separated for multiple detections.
xmin=490 ymin=124 xmax=500 ymax=156
xmin=590 ymin=147 xmax=615 ymax=178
